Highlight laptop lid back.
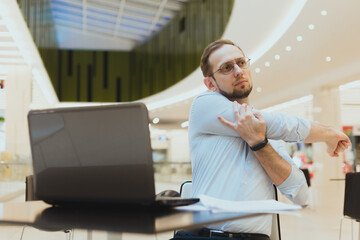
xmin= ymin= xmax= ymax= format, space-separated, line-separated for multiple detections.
xmin=28 ymin=102 xmax=155 ymax=204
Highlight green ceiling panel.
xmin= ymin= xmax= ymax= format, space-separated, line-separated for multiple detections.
xmin=19 ymin=0 xmax=234 ymax=102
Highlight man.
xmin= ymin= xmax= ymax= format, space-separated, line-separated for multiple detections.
xmin=173 ymin=40 xmax=350 ymax=240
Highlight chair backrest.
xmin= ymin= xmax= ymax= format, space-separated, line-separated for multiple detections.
xmin=180 ymin=181 xmax=193 ymax=198
xmin=179 ymin=181 xmax=281 ymax=240
xmin=300 ymin=168 xmax=311 ymax=187
xmin=344 ymin=172 xmax=360 ymax=220
xmin=271 ymin=186 xmax=281 ymax=240
xmin=25 ymin=175 xmax=39 ymax=201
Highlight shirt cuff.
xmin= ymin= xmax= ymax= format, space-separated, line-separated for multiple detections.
xmin=277 ymin=165 xmax=310 ymax=206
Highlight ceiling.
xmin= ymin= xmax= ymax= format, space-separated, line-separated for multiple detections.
xmin=1 ymin=0 xmax=360 ymax=131
xmin=52 ymin=0 xmax=188 ymax=50
xmin=144 ymin=0 xmax=360 ymax=129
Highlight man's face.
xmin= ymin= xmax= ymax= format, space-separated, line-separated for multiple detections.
xmin=208 ymin=44 xmax=253 ymax=101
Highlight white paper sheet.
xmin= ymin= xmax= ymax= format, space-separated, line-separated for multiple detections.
xmin=199 ymin=194 xmax=302 ymax=214
xmin=176 ymin=202 xmax=210 ymax=211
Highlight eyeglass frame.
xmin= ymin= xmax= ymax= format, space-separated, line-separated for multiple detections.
xmin=209 ymin=57 xmax=251 ymax=80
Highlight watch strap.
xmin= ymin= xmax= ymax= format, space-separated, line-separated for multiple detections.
xmin=250 ymin=138 xmax=268 ymax=151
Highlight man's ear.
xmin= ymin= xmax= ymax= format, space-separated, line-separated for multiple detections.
xmin=204 ymin=77 xmax=217 ymax=91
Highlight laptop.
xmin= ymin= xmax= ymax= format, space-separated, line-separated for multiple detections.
xmin=27 ymin=102 xmax=199 ymax=207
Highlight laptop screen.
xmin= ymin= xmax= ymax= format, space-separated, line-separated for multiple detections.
xmin=28 ymin=103 xmax=156 ymax=204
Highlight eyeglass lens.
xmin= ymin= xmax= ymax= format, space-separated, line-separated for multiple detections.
xmin=219 ymin=58 xmax=248 ymax=74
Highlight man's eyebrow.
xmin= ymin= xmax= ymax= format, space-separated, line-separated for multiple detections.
xmin=218 ymin=57 xmax=243 ymax=67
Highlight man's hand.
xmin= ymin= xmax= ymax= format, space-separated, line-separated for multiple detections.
xmin=304 ymin=122 xmax=351 ymax=157
xmin=325 ymin=130 xmax=351 ymax=157
xmin=217 ymin=101 xmax=266 ymax=146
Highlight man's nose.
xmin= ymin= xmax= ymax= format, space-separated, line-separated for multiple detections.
xmin=233 ymin=64 xmax=243 ymax=77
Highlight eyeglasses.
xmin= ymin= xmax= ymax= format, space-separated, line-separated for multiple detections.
xmin=210 ymin=57 xmax=251 ymax=77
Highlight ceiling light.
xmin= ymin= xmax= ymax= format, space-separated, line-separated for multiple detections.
xmin=256 ymin=87 xmax=262 ymax=93
xmin=325 ymin=56 xmax=332 ymax=62
xmin=274 ymin=54 xmax=280 ymax=60
xmin=308 ymin=24 xmax=315 ymax=30
xmin=264 ymin=61 xmax=270 ymax=67
xmin=152 ymin=117 xmax=160 ymax=124
xmin=321 ymin=10 xmax=327 ymax=16
xmin=255 ymin=67 xmax=261 ymax=73
xmin=285 ymin=46 xmax=292 ymax=51
xmin=296 ymin=35 xmax=303 ymax=41
xmin=181 ymin=121 xmax=189 ymax=128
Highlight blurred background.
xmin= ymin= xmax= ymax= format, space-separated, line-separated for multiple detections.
xmin=0 ymin=0 xmax=360 ymax=239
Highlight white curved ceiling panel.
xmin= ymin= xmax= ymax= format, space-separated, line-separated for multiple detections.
xmin=143 ymin=0 xmax=306 ymax=116
xmin=145 ymin=0 xmax=360 ymax=127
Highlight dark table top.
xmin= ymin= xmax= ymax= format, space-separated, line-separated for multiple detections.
xmin=0 ymin=201 xmax=264 ymax=234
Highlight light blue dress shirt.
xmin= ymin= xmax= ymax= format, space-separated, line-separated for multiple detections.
xmin=189 ymin=92 xmax=311 ymax=236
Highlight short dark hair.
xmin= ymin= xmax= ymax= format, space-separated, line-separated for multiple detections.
xmin=200 ymin=39 xmax=244 ymax=77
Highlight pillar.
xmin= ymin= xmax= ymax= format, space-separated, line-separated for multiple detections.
xmin=310 ymin=86 xmax=347 ymax=233
xmin=5 ymin=65 xmax=32 ymax=157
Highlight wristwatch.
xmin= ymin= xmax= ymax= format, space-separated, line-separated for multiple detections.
xmin=250 ymin=138 xmax=268 ymax=151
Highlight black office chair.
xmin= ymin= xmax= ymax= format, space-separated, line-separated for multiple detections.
xmin=177 ymin=181 xmax=281 ymax=240
xmin=25 ymin=175 xmax=38 ymax=201
xmin=300 ymin=168 xmax=311 ymax=187
xmin=339 ymin=172 xmax=360 ymax=240
xmin=23 ymin=175 xmax=74 ymax=240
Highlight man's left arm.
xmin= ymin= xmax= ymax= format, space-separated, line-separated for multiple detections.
xmin=253 ymin=141 xmax=309 ymax=206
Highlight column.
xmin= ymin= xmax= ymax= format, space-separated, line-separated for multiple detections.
xmin=312 ymin=86 xmax=343 ymax=182
xmin=5 ymin=65 xmax=32 ymax=156
xmin=310 ymin=86 xmax=346 ymax=234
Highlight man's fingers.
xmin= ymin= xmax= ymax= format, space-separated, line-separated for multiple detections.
xmin=344 ymin=139 xmax=352 ymax=147
xmin=341 ymin=135 xmax=352 ymax=146
xmin=218 ymin=116 xmax=235 ymax=128
xmin=239 ymin=102 xmax=246 ymax=117
xmin=233 ymin=101 xmax=241 ymax=120
xmin=340 ymin=141 xmax=348 ymax=149
xmin=336 ymin=141 xmax=349 ymax=153
xmin=253 ymin=112 xmax=264 ymax=121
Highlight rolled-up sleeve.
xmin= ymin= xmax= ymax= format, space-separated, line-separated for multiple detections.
xmin=261 ymin=111 xmax=311 ymax=142
xmin=190 ymin=92 xmax=311 ymax=143
xmin=270 ymin=140 xmax=310 ymax=206
xmin=278 ymin=165 xmax=310 ymax=206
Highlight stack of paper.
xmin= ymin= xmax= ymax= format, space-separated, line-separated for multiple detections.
xmin=199 ymin=195 xmax=302 ymax=214
xmin=177 ymin=195 xmax=302 ymax=215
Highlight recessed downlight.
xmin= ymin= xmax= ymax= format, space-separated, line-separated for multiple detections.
xmin=181 ymin=121 xmax=189 ymax=128
xmin=274 ymin=54 xmax=280 ymax=60
xmin=264 ymin=61 xmax=270 ymax=67
xmin=321 ymin=10 xmax=327 ymax=16
xmin=297 ymin=35 xmax=303 ymax=41
xmin=326 ymin=56 xmax=332 ymax=62
xmin=308 ymin=24 xmax=315 ymax=30
xmin=285 ymin=46 xmax=292 ymax=51
xmin=255 ymin=67 xmax=261 ymax=73
xmin=256 ymin=87 xmax=262 ymax=93
xmin=152 ymin=117 xmax=160 ymax=124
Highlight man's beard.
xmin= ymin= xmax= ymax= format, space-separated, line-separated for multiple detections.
xmin=218 ymin=84 xmax=253 ymax=101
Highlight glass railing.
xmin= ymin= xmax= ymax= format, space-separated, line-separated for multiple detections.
xmin=0 ymin=152 xmax=32 ymax=202
xmin=0 ymin=152 xmax=32 ymax=181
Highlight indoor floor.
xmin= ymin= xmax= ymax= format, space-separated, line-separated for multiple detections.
xmin=0 ymin=175 xmax=358 ymax=240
